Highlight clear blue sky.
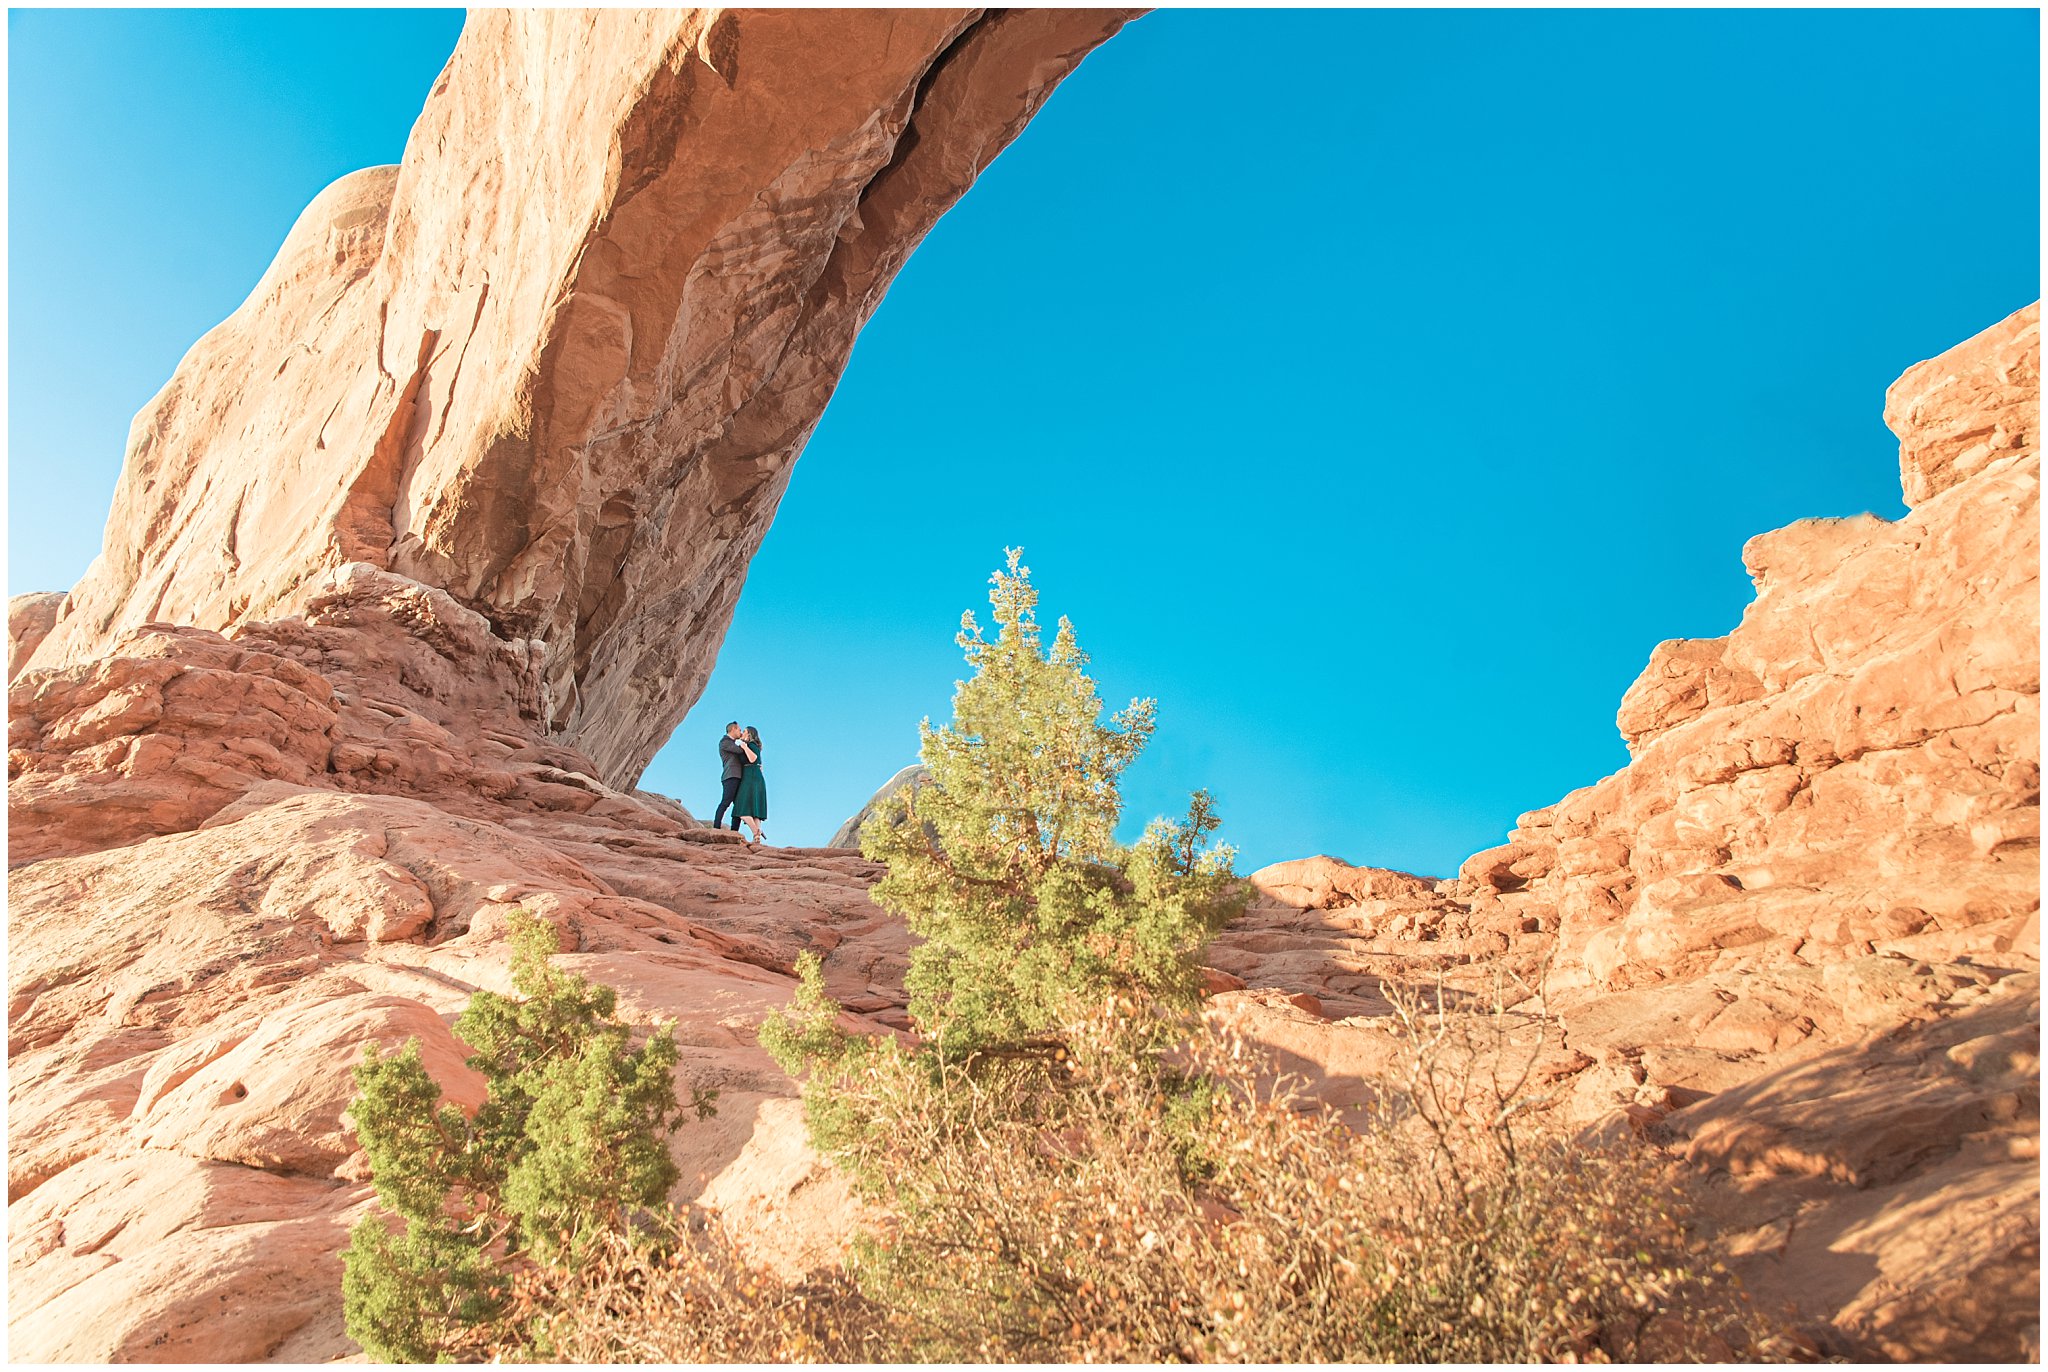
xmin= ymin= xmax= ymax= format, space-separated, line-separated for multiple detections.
xmin=9 ymin=9 xmax=2039 ymax=877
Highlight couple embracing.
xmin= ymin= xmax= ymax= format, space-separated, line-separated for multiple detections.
xmin=714 ymin=722 xmax=769 ymax=845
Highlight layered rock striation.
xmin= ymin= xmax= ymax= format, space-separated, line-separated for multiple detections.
xmin=1474 ymin=303 xmax=2039 ymax=1004
xmin=1453 ymin=304 xmax=2038 ymax=1019
xmin=8 ymin=566 xmax=920 ymax=1359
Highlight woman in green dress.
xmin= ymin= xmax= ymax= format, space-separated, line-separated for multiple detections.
xmin=734 ymin=725 xmax=769 ymax=846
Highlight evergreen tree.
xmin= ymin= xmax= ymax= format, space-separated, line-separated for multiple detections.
xmin=857 ymin=549 xmax=1246 ymax=1059
xmin=341 ymin=912 xmax=708 ymax=1361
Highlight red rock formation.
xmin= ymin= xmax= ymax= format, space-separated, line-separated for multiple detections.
xmin=1888 ymin=305 xmax=2039 ymax=506
xmin=1209 ymin=305 xmax=2040 ymax=1361
xmin=1468 ymin=304 xmax=2038 ymax=1011
xmin=5 ymin=4 xmax=2034 ymax=1358
xmin=8 ymin=592 xmax=66 ymax=681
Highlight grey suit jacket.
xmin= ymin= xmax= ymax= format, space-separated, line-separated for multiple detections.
xmin=719 ymin=736 xmax=747 ymax=782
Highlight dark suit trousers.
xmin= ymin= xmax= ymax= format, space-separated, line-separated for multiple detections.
xmin=714 ymin=776 xmax=742 ymax=830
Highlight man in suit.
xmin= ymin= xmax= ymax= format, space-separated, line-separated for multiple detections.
xmin=714 ymin=721 xmax=747 ymax=831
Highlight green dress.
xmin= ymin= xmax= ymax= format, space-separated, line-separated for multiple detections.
xmin=734 ymin=742 xmax=768 ymax=822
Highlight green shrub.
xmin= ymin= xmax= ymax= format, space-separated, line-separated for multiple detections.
xmin=342 ymin=911 xmax=712 ymax=1361
xmin=756 ymin=950 xmax=883 ymax=1164
xmin=764 ymin=551 xmax=1247 ymax=1177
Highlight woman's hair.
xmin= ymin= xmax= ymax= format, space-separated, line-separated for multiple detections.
xmin=745 ymin=726 xmax=761 ymax=745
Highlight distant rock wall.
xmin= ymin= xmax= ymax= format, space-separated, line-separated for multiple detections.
xmin=1455 ymin=303 xmax=2039 ymax=1007
xmin=23 ymin=8 xmax=1139 ymax=792
xmin=1211 ymin=305 xmax=2039 ymax=1360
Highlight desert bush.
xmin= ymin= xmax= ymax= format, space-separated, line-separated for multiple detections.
xmin=787 ymin=991 xmax=1786 ymax=1362
xmin=767 ymin=551 xmax=1246 ymax=1174
xmin=555 ymin=985 xmax=1785 ymax=1363
xmin=486 ymin=1211 xmax=895 ymax=1363
xmin=341 ymin=911 xmax=713 ymax=1361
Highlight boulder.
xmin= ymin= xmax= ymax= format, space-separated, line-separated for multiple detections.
xmin=9 ymin=591 xmax=65 ymax=682
xmin=826 ymin=762 xmax=929 ymax=849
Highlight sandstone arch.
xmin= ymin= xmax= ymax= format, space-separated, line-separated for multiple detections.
xmin=25 ymin=8 xmax=1141 ymax=788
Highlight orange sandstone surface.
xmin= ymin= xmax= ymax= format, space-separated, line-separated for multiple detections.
xmin=7 ymin=8 xmax=2036 ymax=1361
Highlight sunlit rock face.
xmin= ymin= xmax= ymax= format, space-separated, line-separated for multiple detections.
xmin=1461 ymin=302 xmax=2039 ymax=1008
xmin=1457 ymin=305 xmax=2041 ymax=1362
xmin=9 ymin=592 xmax=66 ymax=681
xmin=1214 ymin=305 xmax=2039 ymax=1361
xmin=23 ymin=8 xmax=1139 ymax=791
